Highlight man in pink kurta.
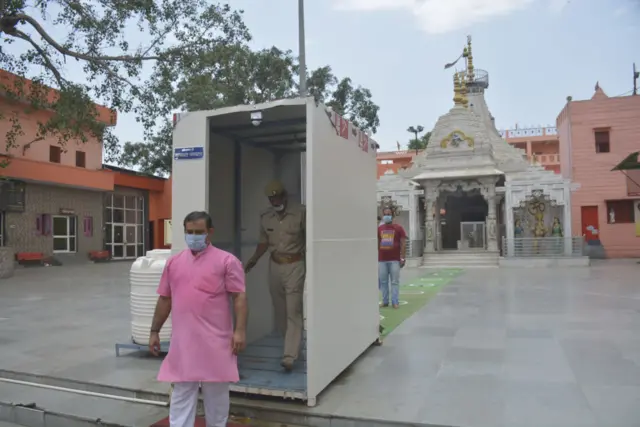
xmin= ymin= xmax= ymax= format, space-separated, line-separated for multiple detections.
xmin=149 ymin=211 xmax=248 ymax=427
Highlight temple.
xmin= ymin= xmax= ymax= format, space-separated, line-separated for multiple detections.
xmin=377 ymin=36 xmax=585 ymax=267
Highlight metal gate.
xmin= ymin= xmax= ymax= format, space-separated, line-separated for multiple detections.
xmin=460 ymin=221 xmax=485 ymax=249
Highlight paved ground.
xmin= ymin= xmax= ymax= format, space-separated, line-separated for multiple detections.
xmin=1 ymin=261 xmax=640 ymax=427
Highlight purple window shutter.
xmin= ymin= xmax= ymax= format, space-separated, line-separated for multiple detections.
xmin=83 ymin=217 xmax=88 ymax=237
xmin=83 ymin=216 xmax=93 ymax=237
xmin=36 ymin=215 xmax=42 ymax=236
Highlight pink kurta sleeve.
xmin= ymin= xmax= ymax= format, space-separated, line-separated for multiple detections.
xmin=224 ymin=255 xmax=246 ymax=293
xmin=156 ymin=256 xmax=174 ymax=297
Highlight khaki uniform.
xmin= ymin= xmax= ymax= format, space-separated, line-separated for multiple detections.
xmin=259 ymin=202 xmax=306 ymax=360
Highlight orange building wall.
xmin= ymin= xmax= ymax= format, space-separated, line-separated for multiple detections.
xmin=377 ymin=150 xmax=419 ymax=178
xmin=558 ymin=90 xmax=640 ymax=258
xmin=0 ymin=69 xmax=117 ymax=191
xmin=0 ymin=99 xmax=106 ymax=171
xmin=0 ymin=68 xmax=173 ymax=253
xmin=148 ymin=176 xmax=172 ymax=249
xmin=0 ymin=70 xmax=116 ymax=126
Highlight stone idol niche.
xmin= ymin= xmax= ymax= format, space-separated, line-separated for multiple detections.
xmin=513 ymin=189 xmax=563 ymax=240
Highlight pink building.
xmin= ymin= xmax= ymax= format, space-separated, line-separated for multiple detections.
xmin=557 ymin=84 xmax=640 ymax=258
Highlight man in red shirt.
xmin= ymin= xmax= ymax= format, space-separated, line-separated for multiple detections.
xmin=378 ymin=206 xmax=407 ymax=309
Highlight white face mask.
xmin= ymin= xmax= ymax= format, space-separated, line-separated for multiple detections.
xmin=273 ymin=204 xmax=285 ymax=212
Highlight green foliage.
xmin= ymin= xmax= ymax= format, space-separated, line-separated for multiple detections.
xmin=408 ymin=132 xmax=431 ymax=150
xmin=119 ymin=45 xmax=381 ymax=176
xmin=0 ymin=0 xmax=249 ymax=168
xmin=406 ymin=125 xmax=430 ymax=151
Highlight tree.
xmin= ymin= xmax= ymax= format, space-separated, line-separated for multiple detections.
xmin=0 ymin=0 xmax=250 ymax=166
xmin=407 ymin=130 xmax=431 ymax=151
xmin=118 ymin=46 xmax=381 ymax=176
xmin=407 ymin=125 xmax=424 ymax=150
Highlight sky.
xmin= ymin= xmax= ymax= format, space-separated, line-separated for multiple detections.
xmin=6 ymin=0 xmax=639 ymax=154
xmin=220 ymin=0 xmax=637 ymax=152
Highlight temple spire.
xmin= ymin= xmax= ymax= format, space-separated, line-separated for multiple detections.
xmin=459 ymin=71 xmax=469 ymax=108
xmin=453 ymin=72 xmax=464 ymax=106
xmin=466 ymin=35 xmax=475 ymax=84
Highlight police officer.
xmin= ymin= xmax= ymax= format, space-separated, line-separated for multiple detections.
xmin=245 ymin=180 xmax=306 ymax=372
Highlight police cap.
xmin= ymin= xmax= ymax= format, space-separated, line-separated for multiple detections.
xmin=264 ymin=180 xmax=286 ymax=197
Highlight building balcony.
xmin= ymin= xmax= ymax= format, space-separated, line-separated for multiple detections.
xmin=499 ymin=126 xmax=558 ymax=140
xmin=530 ymin=153 xmax=560 ymax=166
xmin=0 ymin=155 xmax=115 ymax=191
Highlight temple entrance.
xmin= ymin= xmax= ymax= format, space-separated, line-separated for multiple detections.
xmin=440 ymin=193 xmax=488 ymax=250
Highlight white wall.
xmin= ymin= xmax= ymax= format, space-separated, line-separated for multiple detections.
xmin=305 ymin=102 xmax=379 ymax=400
xmin=171 ymin=112 xmax=210 ymax=252
xmin=208 ymin=132 xmax=235 ymax=249
xmin=279 ymin=152 xmax=302 ymax=203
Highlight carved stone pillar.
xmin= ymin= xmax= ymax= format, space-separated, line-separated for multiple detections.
xmin=434 ymin=199 xmax=441 ymax=251
xmin=480 ymin=179 xmax=498 ymax=252
xmin=423 ymin=186 xmax=438 ymax=253
xmin=505 ymin=187 xmax=516 ymax=257
xmin=408 ymin=191 xmax=418 ymax=242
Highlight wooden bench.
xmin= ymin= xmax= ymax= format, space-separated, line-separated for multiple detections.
xmin=88 ymin=250 xmax=111 ymax=262
xmin=16 ymin=252 xmax=45 ymax=266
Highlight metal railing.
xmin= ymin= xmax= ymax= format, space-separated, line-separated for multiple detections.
xmin=405 ymin=239 xmax=424 ymax=259
xmin=501 ymin=236 xmax=584 ymax=258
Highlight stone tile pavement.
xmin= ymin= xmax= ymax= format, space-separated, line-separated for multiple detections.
xmin=1 ymin=260 xmax=640 ymax=426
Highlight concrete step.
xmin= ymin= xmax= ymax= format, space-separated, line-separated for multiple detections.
xmin=425 ymin=251 xmax=499 ymax=257
xmin=0 ymin=370 xmax=423 ymax=427
xmin=422 ymin=251 xmax=499 ymax=268
xmin=0 ymin=375 xmax=307 ymax=427
xmin=423 ymin=256 xmax=498 ymax=262
xmin=422 ymin=256 xmax=498 ymax=262
xmin=0 ymin=380 xmax=169 ymax=427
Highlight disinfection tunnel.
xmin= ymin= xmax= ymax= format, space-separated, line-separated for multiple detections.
xmin=170 ymin=98 xmax=379 ymax=406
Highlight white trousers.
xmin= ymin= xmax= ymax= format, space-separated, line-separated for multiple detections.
xmin=169 ymin=382 xmax=229 ymax=427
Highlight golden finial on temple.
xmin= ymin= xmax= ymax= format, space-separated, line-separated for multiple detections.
xmin=459 ymin=71 xmax=469 ymax=108
xmin=453 ymin=72 xmax=463 ymax=106
xmin=466 ymin=35 xmax=475 ymax=83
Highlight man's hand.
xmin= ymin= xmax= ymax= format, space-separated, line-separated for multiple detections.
xmin=400 ymin=259 xmax=406 ymax=268
xmin=244 ymin=258 xmax=256 ymax=274
xmin=231 ymin=330 xmax=246 ymax=354
xmin=149 ymin=332 xmax=161 ymax=356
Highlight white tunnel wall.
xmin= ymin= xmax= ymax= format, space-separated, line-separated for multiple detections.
xmin=171 ymin=113 xmax=210 ymax=252
xmin=239 ymin=144 xmax=276 ymax=344
xmin=305 ymin=101 xmax=379 ymax=400
xmin=279 ymin=152 xmax=303 ymax=204
xmin=207 ymin=132 xmax=235 ymax=250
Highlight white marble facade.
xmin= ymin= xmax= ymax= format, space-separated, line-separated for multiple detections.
xmin=378 ymin=44 xmax=578 ymax=260
xmin=503 ymin=165 xmax=581 ymax=256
